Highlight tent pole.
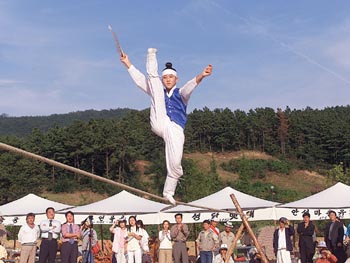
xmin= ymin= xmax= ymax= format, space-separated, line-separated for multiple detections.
xmin=13 ymin=226 xmax=17 ymax=249
xmin=229 ymin=194 xmax=269 ymax=263
xmin=100 ymin=224 xmax=104 ymax=251
xmin=193 ymin=223 xmax=197 ymax=258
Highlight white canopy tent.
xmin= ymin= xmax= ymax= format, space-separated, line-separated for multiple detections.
xmin=0 ymin=193 xmax=73 ymax=225
xmin=58 ymin=190 xmax=168 ymax=225
xmin=275 ymin=182 xmax=350 ymax=220
xmin=159 ymin=186 xmax=279 ymax=223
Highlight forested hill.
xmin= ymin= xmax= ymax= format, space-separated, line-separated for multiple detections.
xmin=0 ymin=105 xmax=350 ymax=204
xmin=0 ymin=108 xmax=133 ymax=137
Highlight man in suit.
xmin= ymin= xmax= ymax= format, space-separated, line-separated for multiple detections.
xmin=324 ymin=211 xmax=346 ymax=263
xmin=297 ymin=212 xmax=315 ymax=263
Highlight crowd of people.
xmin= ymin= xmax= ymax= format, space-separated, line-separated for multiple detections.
xmin=274 ymin=211 xmax=350 ymax=263
xmin=0 ymin=207 xmax=348 ymax=263
xmin=110 ymin=213 xmax=238 ymax=263
xmin=16 ymin=207 xmax=98 ymax=263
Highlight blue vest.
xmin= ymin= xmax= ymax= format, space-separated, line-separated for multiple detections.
xmin=164 ymin=88 xmax=187 ymax=129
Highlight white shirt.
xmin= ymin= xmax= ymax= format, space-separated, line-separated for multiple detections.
xmin=278 ymin=228 xmax=287 ymax=249
xmin=159 ymin=230 xmax=172 ymax=249
xmin=40 ymin=219 xmax=61 ymax=239
xmin=141 ymin=229 xmax=150 ymax=252
xmin=18 ymin=223 xmax=40 ymax=244
xmin=213 ymin=253 xmax=234 ymax=263
xmin=128 ymin=65 xmax=198 ymax=105
xmin=127 ymin=226 xmax=143 ymax=251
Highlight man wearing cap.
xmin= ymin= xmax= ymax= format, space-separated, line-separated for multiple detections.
xmin=273 ymin=217 xmax=295 ymax=263
xmin=110 ymin=217 xmax=128 ymax=263
xmin=214 ymin=244 xmax=234 ymax=263
xmin=315 ymin=241 xmax=337 ymax=263
xmin=297 ymin=212 xmax=316 ymax=263
xmin=324 ymin=210 xmax=346 ymax=263
xmin=120 ymin=49 xmax=212 ymax=205
xmin=219 ymin=222 xmax=235 ymax=249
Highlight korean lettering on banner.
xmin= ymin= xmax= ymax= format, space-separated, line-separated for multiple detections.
xmin=291 ymin=208 xmax=299 ymax=217
xmin=246 ymin=210 xmax=255 ymax=218
xmin=12 ymin=217 xmax=18 ymax=224
xmin=98 ymin=215 xmax=105 ymax=223
xmin=109 ymin=215 xmax=115 ymax=224
xmin=192 ymin=213 xmax=201 ymax=221
xmin=314 ymin=209 xmax=321 ymax=217
xmin=211 ymin=212 xmax=219 ymax=221
xmin=229 ymin=212 xmax=239 ymax=220
xmin=338 ymin=209 xmax=346 ymax=218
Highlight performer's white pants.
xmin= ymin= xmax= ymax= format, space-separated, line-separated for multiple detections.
xmin=146 ymin=50 xmax=184 ymax=196
xmin=276 ymin=249 xmax=291 ymax=263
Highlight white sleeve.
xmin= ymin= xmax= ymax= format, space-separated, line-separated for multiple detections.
xmin=179 ymin=78 xmax=198 ymax=105
xmin=40 ymin=220 xmax=50 ymax=233
xmin=159 ymin=231 xmax=164 ymax=242
xmin=128 ymin=65 xmax=151 ymax=95
xmin=53 ymin=221 xmax=61 ymax=234
xmin=18 ymin=226 xmax=24 ymax=243
xmin=36 ymin=226 xmax=41 ymax=239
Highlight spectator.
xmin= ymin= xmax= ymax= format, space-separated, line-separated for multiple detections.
xmin=81 ymin=217 xmax=98 ymax=263
xmin=325 ymin=211 xmax=346 ymax=263
xmin=315 ymin=241 xmax=338 ymax=263
xmin=158 ymin=220 xmax=172 ymax=263
xmin=273 ymin=217 xmax=294 ymax=263
xmin=18 ymin=212 xmax=40 ymax=263
xmin=196 ymin=219 xmax=219 ymax=263
xmin=297 ymin=212 xmax=315 ymax=263
xmin=61 ymin=211 xmax=80 ymax=263
xmin=171 ymin=213 xmax=189 ymax=263
xmin=110 ymin=216 xmax=128 ymax=263
xmin=126 ymin=216 xmax=143 ymax=263
xmin=39 ymin=207 xmax=61 ymax=263
xmin=213 ymin=244 xmax=234 ymax=263
xmin=219 ymin=222 xmax=235 ymax=249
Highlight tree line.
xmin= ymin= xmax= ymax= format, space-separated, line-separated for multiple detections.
xmin=0 ymin=105 xmax=349 ymax=204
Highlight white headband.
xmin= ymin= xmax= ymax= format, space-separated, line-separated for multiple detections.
xmin=162 ymin=69 xmax=177 ymax=76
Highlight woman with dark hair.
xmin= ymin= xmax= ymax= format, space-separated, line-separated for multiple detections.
xmin=61 ymin=211 xmax=81 ymax=263
xmin=137 ymin=220 xmax=151 ymax=263
xmin=158 ymin=220 xmax=172 ymax=263
xmin=127 ymin=216 xmax=143 ymax=263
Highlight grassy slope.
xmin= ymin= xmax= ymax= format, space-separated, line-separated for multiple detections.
xmin=44 ymin=151 xmax=328 ymax=204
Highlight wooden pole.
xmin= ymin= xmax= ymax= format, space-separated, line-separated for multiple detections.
xmin=225 ymin=223 xmax=245 ymax=263
xmin=100 ymin=224 xmax=104 ymax=251
xmin=0 ymin=142 xmax=229 ymax=212
xmin=230 ymin=194 xmax=269 ymax=263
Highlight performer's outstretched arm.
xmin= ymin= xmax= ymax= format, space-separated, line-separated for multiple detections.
xmin=180 ymin=64 xmax=213 ymax=104
xmin=121 ymin=54 xmax=151 ymax=95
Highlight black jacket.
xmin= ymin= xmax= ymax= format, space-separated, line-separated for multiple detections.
xmin=297 ymin=221 xmax=315 ymax=249
xmin=273 ymin=226 xmax=295 ymax=255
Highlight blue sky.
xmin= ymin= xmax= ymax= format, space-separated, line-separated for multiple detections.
xmin=1 ymin=1 xmax=350 ymax=117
